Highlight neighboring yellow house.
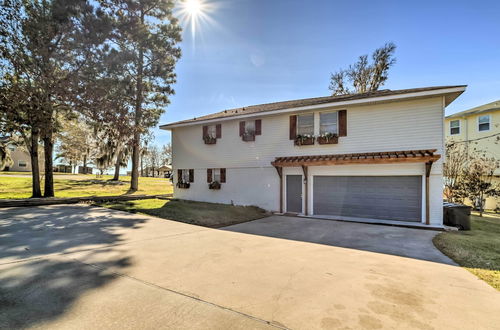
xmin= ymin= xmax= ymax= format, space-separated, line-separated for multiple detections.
xmin=445 ymin=100 xmax=500 ymax=210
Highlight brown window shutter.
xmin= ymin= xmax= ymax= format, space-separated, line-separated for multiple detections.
xmin=189 ymin=169 xmax=194 ymax=182
xmin=255 ymin=119 xmax=262 ymax=135
xmin=202 ymin=126 xmax=208 ymax=138
xmin=239 ymin=121 xmax=245 ymax=136
xmin=216 ymin=124 xmax=221 ymax=138
xmin=177 ymin=169 xmax=182 ymax=183
xmin=207 ymin=169 xmax=212 ymax=183
xmin=338 ymin=110 xmax=347 ymax=137
xmin=289 ymin=115 xmax=297 ymax=140
xmin=220 ymin=168 xmax=226 ymax=183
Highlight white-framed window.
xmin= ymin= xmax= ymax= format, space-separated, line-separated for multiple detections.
xmin=8 ymin=145 xmax=15 ymax=151
xmin=18 ymin=160 xmax=27 ymax=167
xmin=212 ymin=168 xmax=221 ymax=182
xmin=245 ymin=120 xmax=255 ymax=135
xmin=320 ymin=111 xmax=338 ymax=135
xmin=207 ymin=124 xmax=216 ymax=137
xmin=478 ymin=115 xmax=490 ymax=132
xmin=450 ymin=120 xmax=460 ymax=135
xmin=181 ymin=169 xmax=190 ymax=182
xmin=297 ymin=113 xmax=314 ymax=135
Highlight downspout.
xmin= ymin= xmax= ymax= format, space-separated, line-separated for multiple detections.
xmin=425 ymin=161 xmax=434 ymax=225
xmin=464 ymin=116 xmax=469 ymax=160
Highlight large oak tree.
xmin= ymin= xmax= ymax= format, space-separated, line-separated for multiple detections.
xmin=1 ymin=0 xmax=108 ymax=196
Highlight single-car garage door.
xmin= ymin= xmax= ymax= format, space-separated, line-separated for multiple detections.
xmin=313 ymin=176 xmax=422 ymax=222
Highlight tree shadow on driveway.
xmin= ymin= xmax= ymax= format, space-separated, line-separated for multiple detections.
xmin=0 ymin=205 xmax=146 ymax=328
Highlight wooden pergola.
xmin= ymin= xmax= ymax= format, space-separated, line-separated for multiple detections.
xmin=271 ymin=149 xmax=441 ymax=225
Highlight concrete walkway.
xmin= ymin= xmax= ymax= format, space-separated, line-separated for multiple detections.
xmin=1 ymin=205 xmax=499 ymax=329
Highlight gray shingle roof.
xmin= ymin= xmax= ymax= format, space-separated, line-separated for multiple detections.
xmin=161 ymin=85 xmax=466 ymax=128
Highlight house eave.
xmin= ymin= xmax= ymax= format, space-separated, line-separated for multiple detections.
xmin=160 ymin=86 xmax=466 ymax=130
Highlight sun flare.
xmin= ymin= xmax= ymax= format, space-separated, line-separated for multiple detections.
xmin=176 ymin=0 xmax=215 ymax=42
xmin=184 ymin=0 xmax=202 ymax=16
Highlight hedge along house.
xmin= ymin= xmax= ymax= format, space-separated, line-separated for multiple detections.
xmin=161 ymin=85 xmax=466 ymax=227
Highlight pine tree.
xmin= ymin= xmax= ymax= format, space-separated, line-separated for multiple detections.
xmin=100 ymin=0 xmax=182 ymax=191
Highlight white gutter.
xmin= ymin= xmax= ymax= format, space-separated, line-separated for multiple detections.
xmin=161 ymin=86 xmax=466 ymax=130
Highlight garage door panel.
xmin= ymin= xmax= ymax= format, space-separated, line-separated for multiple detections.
xmin=313 ymin=176 xmax=422 ymax=222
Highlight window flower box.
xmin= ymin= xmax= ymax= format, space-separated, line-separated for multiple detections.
xmin=242 ymin=132 xmax=255 ymax=142
xmin=317 ymin=133 xmax=338 ymax=145
xmin=177 ymin=182 xmax=190 ymax=189
xmin=208 ymin=181 xmax=221 ymax=190
xmin=203 ymin=136 xmax=217 ymax=144
xmin=294 ymin=134 xmax=315 ymax=146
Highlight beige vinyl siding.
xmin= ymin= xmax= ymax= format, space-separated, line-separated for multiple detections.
xmin=172 ymin=97 xmax=444 ymax=173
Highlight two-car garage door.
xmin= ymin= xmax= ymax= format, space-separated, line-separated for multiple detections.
xmin=313 ymin=176 xmax=422 ymax=222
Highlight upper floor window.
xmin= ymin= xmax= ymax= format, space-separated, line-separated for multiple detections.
xmin=202 ymin=124 xmax=221 ymax=144
xmin=320 ymin=112 xmax=338 ymax=135
xmin=297 ymin=114 xmax=314 ymax=135
xmin=8 ymin=145 xmax=15 ymax=151
xmin=450 ymin=120 xmax=460 ymax=135
xmin=478 ymin=115 xmax=490 ymax=131
xmin=245 ymin=121 xmax=255 ymax=135
xmin=206 ymin=125 xmax=217 ymax=138
xmin=239 ymin=119 xmax=262 ymax=141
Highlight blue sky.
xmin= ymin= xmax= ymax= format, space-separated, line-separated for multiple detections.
xmin=154 ymin=0 xmax=500 ymax=147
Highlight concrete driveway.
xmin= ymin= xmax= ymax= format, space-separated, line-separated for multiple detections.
xmin=1 ymin=205 xmax=499 ymax=329
xmin=223 ymin=216 xmax=454 ymax=264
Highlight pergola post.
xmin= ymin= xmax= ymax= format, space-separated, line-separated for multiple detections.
xmin=425 ymin=161 xmax=433 ymax=225
xmin=301 ymin=165 xmax=308 ymax=215
xmin=274 ymin=166 xmax=283 ymax=213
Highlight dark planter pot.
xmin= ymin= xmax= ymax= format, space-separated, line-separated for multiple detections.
xmin=208 ymin=181 xmax=221 ymax=190
xmin=317 ymin=136 xmax=339 ymax=144
xmin=242 ymin=133 xmax=255 ymax=142
xmin=294 ymin=137 xmax=315 ymax=146
xmin=177 ymin=182 xmax=190 ymax=189
xmin=203 ymin=136 xmax=217 ymax=144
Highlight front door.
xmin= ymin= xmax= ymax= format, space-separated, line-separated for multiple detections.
xmin=286 ymin=175 xmax=302 ymax=213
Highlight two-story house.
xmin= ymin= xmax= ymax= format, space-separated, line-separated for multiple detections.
xmin=445 ymin=100 xmax=500 ymax=210
xmin=161 ymin=85 xmax=466 ymax=227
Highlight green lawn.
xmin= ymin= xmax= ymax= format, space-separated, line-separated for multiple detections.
xmin=433 ymin=213 xmax=500 ymax=291
xmin=0 ymin=175 xmax=172 ymax=199
xmin=97 ymin=198 xmax=269 ymax=228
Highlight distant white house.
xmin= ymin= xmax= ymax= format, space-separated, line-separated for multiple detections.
xmin=2 ymin=144 xmax=44 ymax=173
xmin=161 ymin=85 xmax=466 ymax=227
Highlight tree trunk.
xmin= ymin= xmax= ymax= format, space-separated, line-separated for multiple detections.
xmin=43 ymin=129 xmax=54 ymax=197
xmin=140 ymin=151 xmax=144 ymax=177
xmin=479 ymin=194 xmax=484 ymax=217
xmin=112 ymin=149 xmax=122 ymax=181
xmin=83 ymin=153 xmax=87 ymax=174
xmin=130 ymin=10 xmax=145 ymax=192
xmin=29 ymin=128 xmax=42 ymax=198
